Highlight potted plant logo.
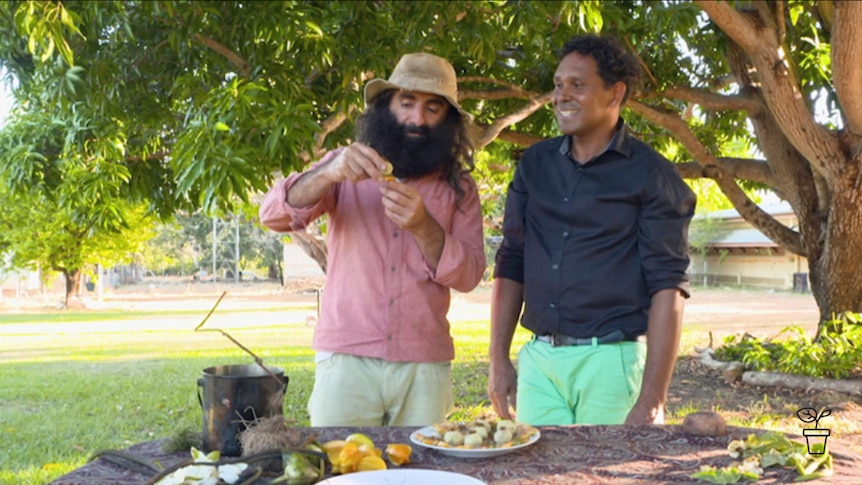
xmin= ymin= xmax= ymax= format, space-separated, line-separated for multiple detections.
xmin=796 ymin=407 xmax=831 ymax=454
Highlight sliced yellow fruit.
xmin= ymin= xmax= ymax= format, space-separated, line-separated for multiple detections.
xmin=345 ymin=433 xmax=375 ymax=447
xmin=321 ymin=439 xmax=348 ymax=465
xmin=357 ymin=455 xmax=387 ymax=471
xmin=337 ymin=442 xmax=364 ymax=468
xmin=385 ymin=443 xmax=412 ymax=466
xmin=358 ymin=444 xmax=383 ymax=458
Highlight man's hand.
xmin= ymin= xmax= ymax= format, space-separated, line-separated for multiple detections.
xmin=624 ymin=400 xmax=664 ymax=425
xmin=381 ymin=181 xmax=445 ymax=268
xmin=324 ymin=142 xmax=390 ymax=184
xmin=380 ymin=181 xmax=430 ymax=232
xmin=487 ymin=358 xmax=518 ymax=420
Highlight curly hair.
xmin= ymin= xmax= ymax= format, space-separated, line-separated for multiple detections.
xmin=560 ymin=34 xmax=641 ymax=103
xmin=360 ymin=89 xmax=475 ymax=209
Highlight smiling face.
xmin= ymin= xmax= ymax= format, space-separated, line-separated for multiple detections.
xmin=553 ymin=52 xmax=624 ymax=140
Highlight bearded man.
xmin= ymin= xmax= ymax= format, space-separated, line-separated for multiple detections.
xmin=259 ymin=52 xmax=485 ymax=427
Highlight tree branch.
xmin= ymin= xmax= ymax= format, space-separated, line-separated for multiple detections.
xmin=654 ymin=87 xmax=762 ymax=114
xmin=832 ymin=2 xmax=862 ymax=136
xmin=696 ymin=0 xmax=842 ymax=176
xmin=313 ymin=106 xmax=355 ymax=159
xmin=496 ymin=129 xmax=543 ymax=148
xmin=623 ymin=35 xmax=658 ymax=88
xmin=694 ymin=1 xmax=762 ymax=51
xmin=192 ymin=33 xmax=250 ymax=77
xmin=473 ymin=92 xmax=553 ymax=149
xmin=676 ymin=158 xmax=771 ymax=185
xmin=628 ymin=99 xmax=805 ymax=255
xmin=628 ymin=101 xmax=715 ymax=169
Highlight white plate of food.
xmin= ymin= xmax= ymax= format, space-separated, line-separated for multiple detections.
xmin=409 ymin=419 xmax=540 ymax=458
xmin=317 ymin=469 xmax=486 ymax=484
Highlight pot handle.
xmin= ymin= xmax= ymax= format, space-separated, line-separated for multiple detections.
xmin=197 ymin=378 xmax=204 ymax=407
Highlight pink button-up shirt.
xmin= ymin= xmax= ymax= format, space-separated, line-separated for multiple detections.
xmin=259 ymin=148 xmax=486 ymax=362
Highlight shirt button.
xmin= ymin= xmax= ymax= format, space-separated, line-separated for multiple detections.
xmin=563 ymin=198 xmax=569 ymax=202
xmin=389 ymin=298 xmax=395 ymax=305
xmin=387 ymin=335 xmax=393 ymax=341
xmin=393 ymin=232 xmax=399 ymax=238
xmin=562 ymin=232 xmax=569 ymax=238
xmin=552 ymin=264 xmax=559 ymax=270
xmin=391 ymin=266 xmax=396 ymax=271
xmin=549 ymin=303 xmax=556 ymax=308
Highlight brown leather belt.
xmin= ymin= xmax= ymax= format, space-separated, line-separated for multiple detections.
xmin=535 ymin=329 xmax=644 ymax=347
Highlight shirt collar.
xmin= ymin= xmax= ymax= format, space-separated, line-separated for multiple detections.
xmin=558 ymin=118 xmax=632 ymax=161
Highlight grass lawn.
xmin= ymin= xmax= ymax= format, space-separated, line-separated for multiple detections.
xmin=1 ymin=286 xmax=859 ymax=484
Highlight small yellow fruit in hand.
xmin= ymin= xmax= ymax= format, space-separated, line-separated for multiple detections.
xmin=385 ymin=443 xmax=412 ymax=466
xmin=380 ymin=161 xmax=396 ymax=181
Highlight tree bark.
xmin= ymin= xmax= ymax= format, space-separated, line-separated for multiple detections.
xmin=811 ymin=182 xmax=862 ymax=329
xmin=63 ymin=268 xmax=82 ymax=308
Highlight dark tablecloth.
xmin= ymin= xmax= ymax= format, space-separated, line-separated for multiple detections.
xmin=50 ymin=424 xmax=862 ymax=484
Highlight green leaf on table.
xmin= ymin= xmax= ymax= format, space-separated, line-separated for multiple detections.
xmin=691 ymin=465 xmax=759 ymax=484
xmin=761 ymin=449 xmax=787 ymax=468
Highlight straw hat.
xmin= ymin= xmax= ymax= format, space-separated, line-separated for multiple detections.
xmin=364 ymin=52 xmax=468 ymax=119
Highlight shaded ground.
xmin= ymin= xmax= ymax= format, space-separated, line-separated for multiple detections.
xmin=3 ymin=279 xmax=860 ymax=454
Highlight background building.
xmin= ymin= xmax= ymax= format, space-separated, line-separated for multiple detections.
xmin=689 ymin=201 xmax=809 ymax=291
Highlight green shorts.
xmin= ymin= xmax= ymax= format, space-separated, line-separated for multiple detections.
xmin=307 ymin=353 xmax=453 ymax=426
xmin=515 ymin=337 xmax=646 ymax=425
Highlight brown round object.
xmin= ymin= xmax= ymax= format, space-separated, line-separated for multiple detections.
xmin=682 ymin=411 xmax=727 ymax=436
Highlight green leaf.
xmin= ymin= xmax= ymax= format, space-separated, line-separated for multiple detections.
xmin=213 ymin=122 xmax=230 ymax=131
xmin=305 ymin=20 xmax=323 ymax=36
xmin=789 ymin=4 xmax=804 ymax=26
xmin=691 ymin=467 xmax=745 ymax=484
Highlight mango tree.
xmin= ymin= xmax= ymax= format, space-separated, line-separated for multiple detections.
xmin=0 ymin=1 xmax=859 ymax=334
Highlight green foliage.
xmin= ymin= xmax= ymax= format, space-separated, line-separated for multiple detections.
xmin=714 ymin=313 xmax=862 ymax=379
xmin=0 ymin=107 xmax=157 ymax=300
xmin=693 ymin=431 xmax=834 ymax=483
xmin=2 ymin=0 xmax=860 ymax=325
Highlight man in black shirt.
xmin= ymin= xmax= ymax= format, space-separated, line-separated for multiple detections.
xmin=488 ymin=34 xmax=696 ymax=425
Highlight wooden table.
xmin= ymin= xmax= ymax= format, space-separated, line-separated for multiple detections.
xmin=50 ymin=424 xmax=862 ymax=484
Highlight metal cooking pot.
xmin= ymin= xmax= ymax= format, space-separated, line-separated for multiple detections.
xmin=197 ymin=364 xmax=288 ymax=456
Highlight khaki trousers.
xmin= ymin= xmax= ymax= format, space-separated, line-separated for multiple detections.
xmin=308 ymin=353 xmax=453 ymax=426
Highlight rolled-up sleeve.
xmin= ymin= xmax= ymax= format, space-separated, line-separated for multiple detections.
xmin=431 ymin=176 xmax=487 ymax=293
xmin=494 ymin=166 xmax=527 ymax=283
xmin=258 ymin=150 xmax=341 ymax=233
xmin=638 ymin=163 xmax=696 ymax=297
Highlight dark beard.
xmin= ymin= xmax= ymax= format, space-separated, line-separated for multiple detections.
xmin=357 ymin=106 xmax=456 ymax=179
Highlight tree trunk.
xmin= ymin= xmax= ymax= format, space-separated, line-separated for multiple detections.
xmin=63 ymin=268 xmax=82 ymax=308
xmin=809 ymin=181 xmax=862 ymax=337
xmin=292 ymin=230 xmax=327 ymax=275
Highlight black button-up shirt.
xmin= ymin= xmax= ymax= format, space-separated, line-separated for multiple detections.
xmin=494 ymin=122 xmax=696 ymax=339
